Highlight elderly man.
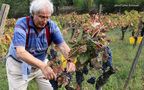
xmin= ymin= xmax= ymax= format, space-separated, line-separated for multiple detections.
xmin=6 ymin=0 xmax=75 ymax=90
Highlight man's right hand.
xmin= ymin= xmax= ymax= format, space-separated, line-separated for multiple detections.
xmin=41 ymin=64 xmax=56 ymax=80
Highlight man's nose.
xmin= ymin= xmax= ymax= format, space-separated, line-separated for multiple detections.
xmin=42 ymin=18 xmax=48 ymax=23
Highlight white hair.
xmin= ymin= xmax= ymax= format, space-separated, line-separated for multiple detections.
xmin=30 ymin=0 xmax=54 ymax=15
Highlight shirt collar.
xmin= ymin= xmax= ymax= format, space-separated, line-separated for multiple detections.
xmin=28 ymin=16 xmax=35 ymax=28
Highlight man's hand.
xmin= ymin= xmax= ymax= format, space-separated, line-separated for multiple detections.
xmin=41 ymin=64 xmax=56 ymax=80
xmin=66 ymin=61 xmax=76 ymax=72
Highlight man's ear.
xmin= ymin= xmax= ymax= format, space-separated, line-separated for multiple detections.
xmin=31 ymin=10 xmax=35 ymax=16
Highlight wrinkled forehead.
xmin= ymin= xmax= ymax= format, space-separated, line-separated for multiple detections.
xmin=37 ymin=8 xmax=51 ymax=15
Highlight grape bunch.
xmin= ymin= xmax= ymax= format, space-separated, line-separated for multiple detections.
xmin=82 ymin=65 xmax=89 ymax=75
xmin=76 ymin=71 xmax=84 ymax=85
xmin=87 ymin=77 xmax=96 ymax=84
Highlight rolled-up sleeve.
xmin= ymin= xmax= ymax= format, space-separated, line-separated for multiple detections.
xmin=51 ymin=21 xmax=64 ymax=45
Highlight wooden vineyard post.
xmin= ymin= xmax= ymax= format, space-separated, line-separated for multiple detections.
xmin=0 ymin=4 xmax=10 ymax=36
xmin=123 ymin=35 xmax=144 ymax=90
xmin=99 ymin=4 xmax=103 ymax=14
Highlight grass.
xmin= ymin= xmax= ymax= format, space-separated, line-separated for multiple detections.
xmin=1 ymin=29 xmax=144 ymax=90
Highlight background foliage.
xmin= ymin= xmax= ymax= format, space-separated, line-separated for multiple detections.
xmin=0 ymin=0 xmax=30 ymax=18
xmin=1 ymin=0 xmax=144 ymax=18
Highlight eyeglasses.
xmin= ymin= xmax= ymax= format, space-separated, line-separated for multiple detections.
xmin=36 ymin=14 xmax=51 ymax=20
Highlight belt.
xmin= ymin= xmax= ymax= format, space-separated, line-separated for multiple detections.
xmin=9 ymin=55 xmax=22 ymax=63
xmin=9 ymin=55 xmax=38 ymax=69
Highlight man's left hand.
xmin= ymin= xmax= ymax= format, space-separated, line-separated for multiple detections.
xmin=66 ymin=61 xmax=76 ymax=72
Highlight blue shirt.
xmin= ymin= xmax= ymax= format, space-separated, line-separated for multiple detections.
xmin=8 ymin=16 xmax=64 ymax=61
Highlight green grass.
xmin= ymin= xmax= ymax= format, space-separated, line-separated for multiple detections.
xmin=1 ymin=29 xmax=144 ymax=90
xmin=0 ymin=63 xmax=8 ymax=90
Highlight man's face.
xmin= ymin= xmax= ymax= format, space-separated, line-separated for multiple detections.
xmin=33 ymin=8 xmax=51 ymax=28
